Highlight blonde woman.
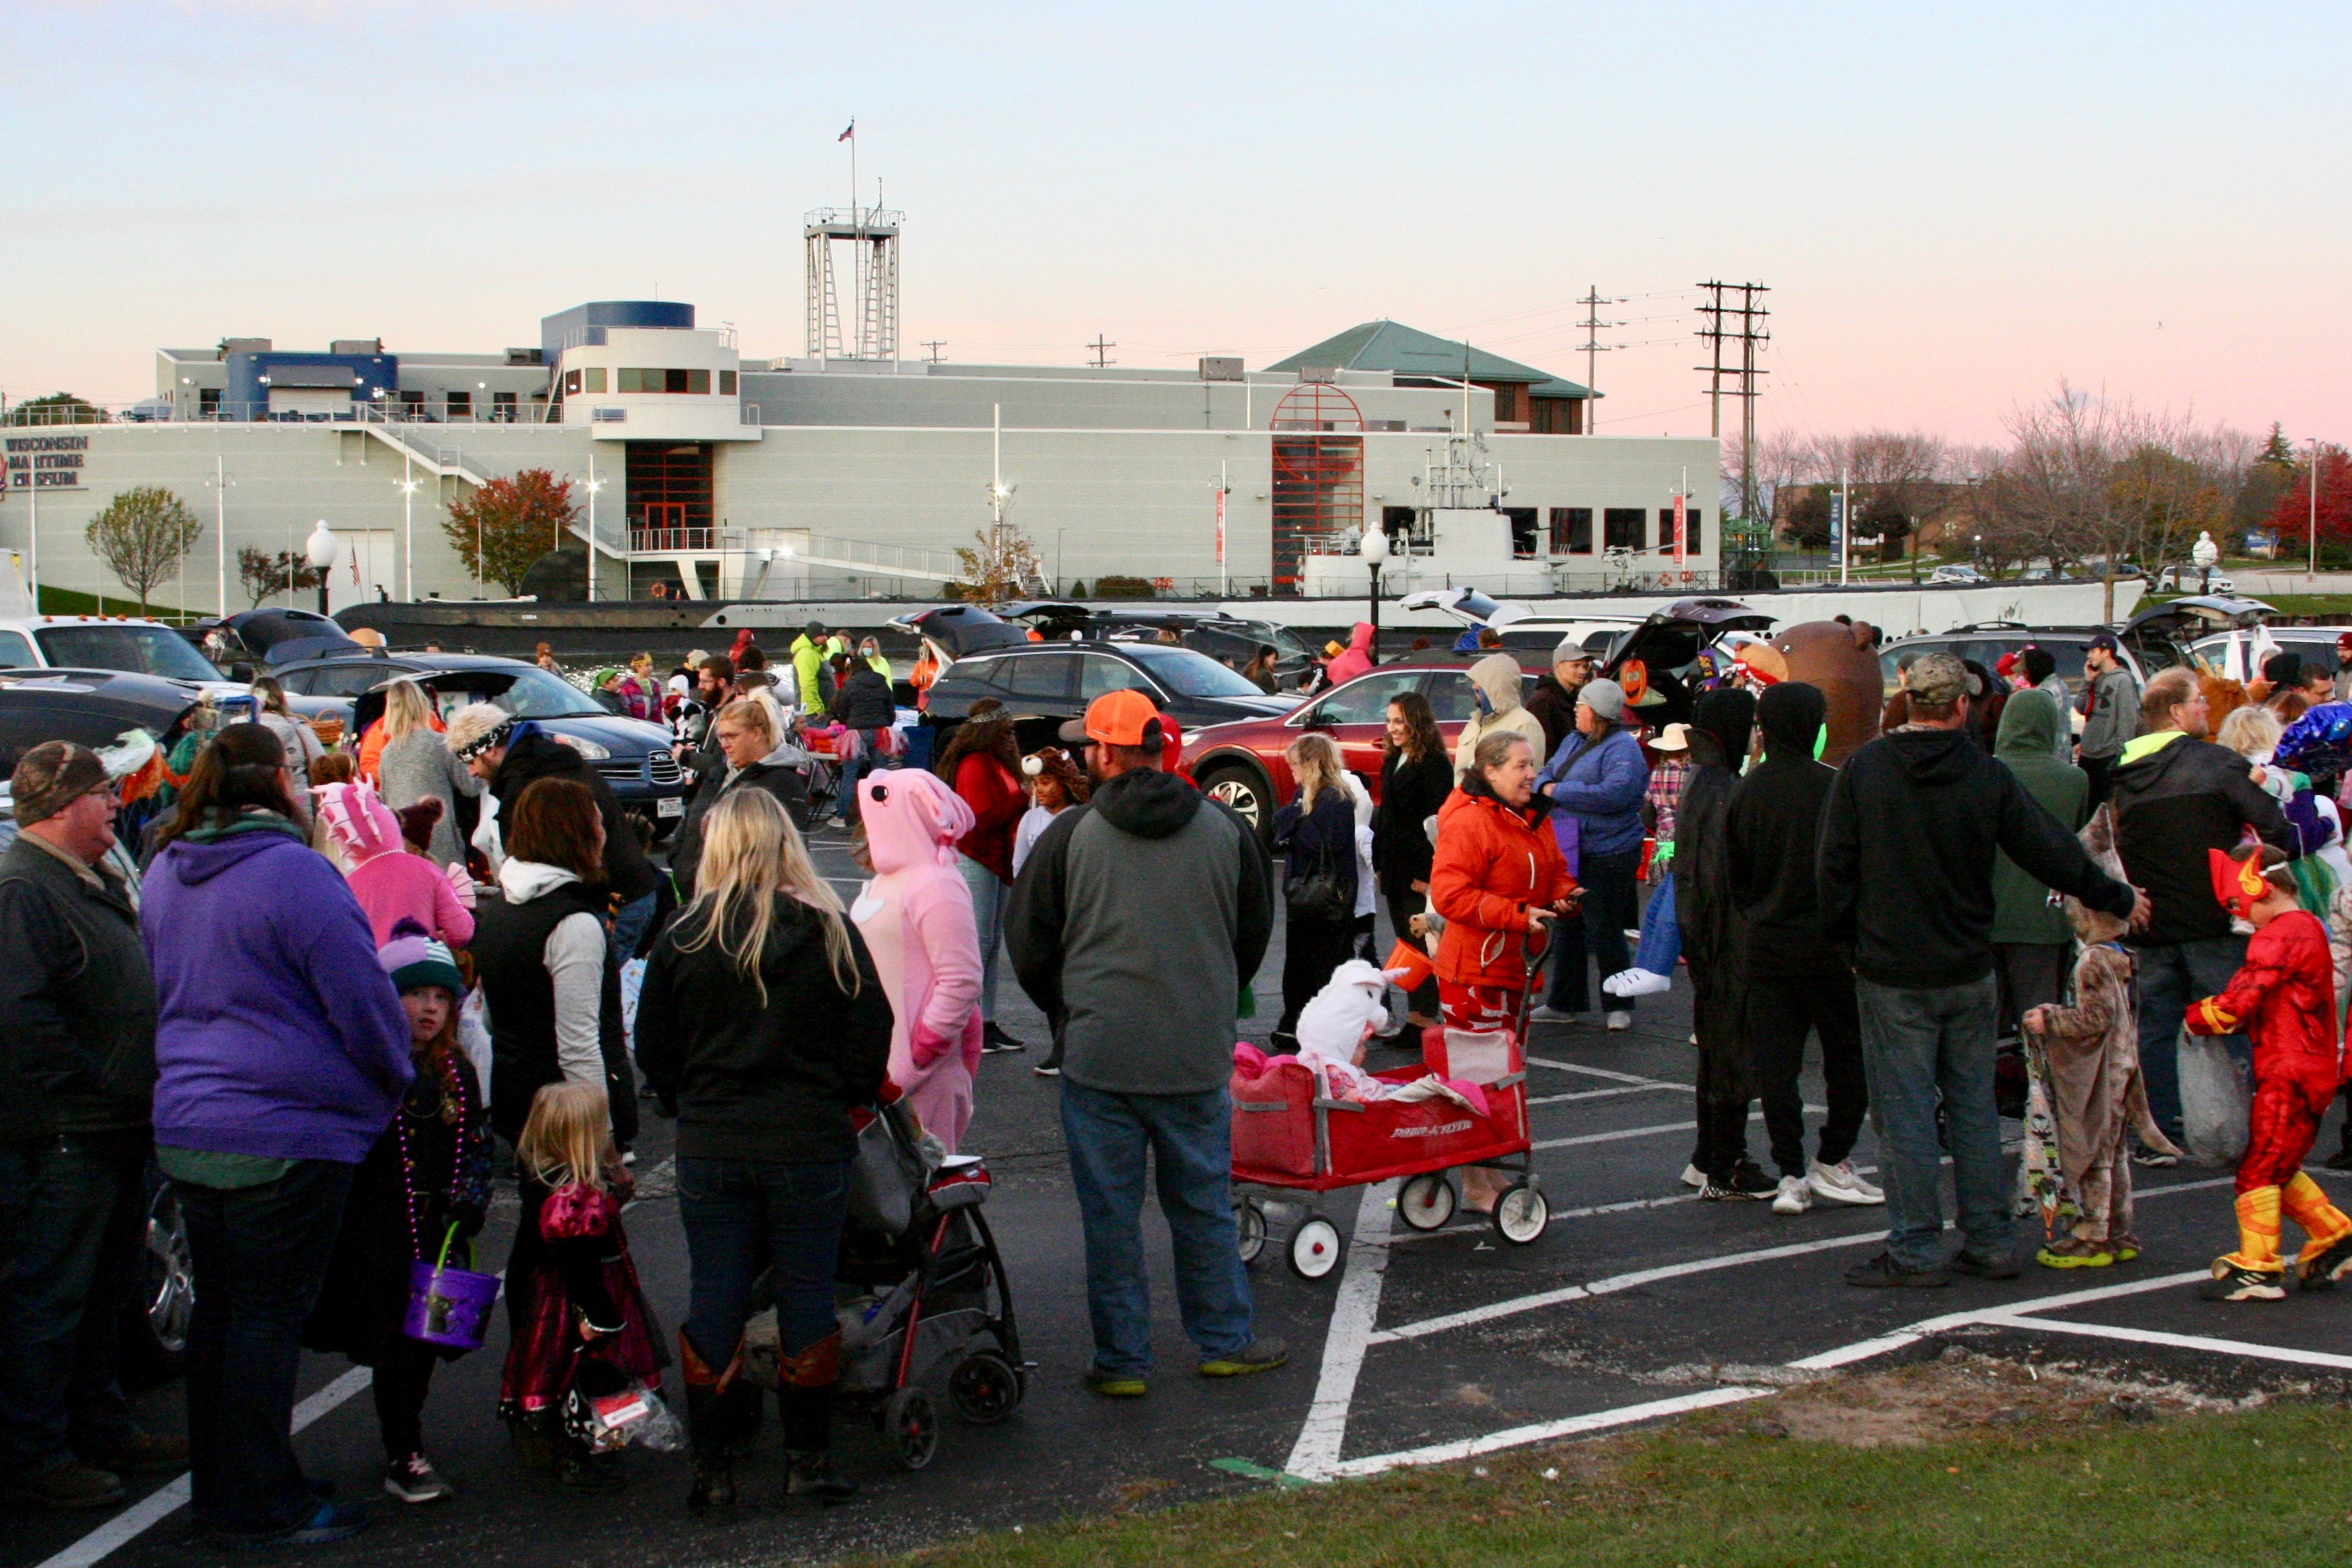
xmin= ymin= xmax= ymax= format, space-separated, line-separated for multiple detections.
xmin=637 ymin=789 xmax=891 ymax=1509
xmin=374 ymin=680 xmax=479 ymax=868
xmin=1271 ymin=732 xmax=1359 ymax=1041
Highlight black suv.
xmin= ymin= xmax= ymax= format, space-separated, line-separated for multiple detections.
xmin=923 ymin=640 xmax=1299 ymax=752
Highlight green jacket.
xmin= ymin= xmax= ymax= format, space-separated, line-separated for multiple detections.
xmin=1990 ymin=689 xmax=2089 ymax=944
xmin=791 ymin=634 xmax=828 ymax=717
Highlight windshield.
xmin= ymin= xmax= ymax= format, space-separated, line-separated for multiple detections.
xmin=486 ymin=668 xmax=606 ymax=719
xmin=37 ymin=624 xmax=224 ymax=683
xmin=1119 ymin=643 xmax=1267 ymax=699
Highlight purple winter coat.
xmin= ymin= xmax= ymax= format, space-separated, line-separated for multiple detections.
xmin=141 ymin=821 xmax=413 ymax=1164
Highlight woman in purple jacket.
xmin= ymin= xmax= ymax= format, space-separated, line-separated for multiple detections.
xmin=141 ymin=724 xmax=412 ymax=1548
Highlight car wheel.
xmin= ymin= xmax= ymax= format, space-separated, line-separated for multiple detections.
xmin=1198 ymin=762 xmax=1273 ymax=845
xmin=121 ymin=1177 xmax=192 ymax=1387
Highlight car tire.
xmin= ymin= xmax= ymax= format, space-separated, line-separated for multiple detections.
xmin=1197 ymin=761 xmax=1274 ymax=847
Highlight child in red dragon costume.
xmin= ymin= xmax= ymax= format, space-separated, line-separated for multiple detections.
xmin=2186 ymin=845 xmax=2352 ymax=1300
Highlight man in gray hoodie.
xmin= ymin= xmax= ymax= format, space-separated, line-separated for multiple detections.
xmin=2076 ymin=633 xmax=2140 ymax=807
xmin=1007 ymin=690 xmax=1282 ymax=1398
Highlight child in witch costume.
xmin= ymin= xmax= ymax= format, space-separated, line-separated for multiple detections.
xmin=2021 ymin=812 xmax=2184 ymax=1268
xmin=303 ymin=923 xmax=495 ymax=1503
xmin=499 ymin=1082 xmax=667 ymax=1486
xmin=2187 ymin=845 xmax=2352 ymax=1301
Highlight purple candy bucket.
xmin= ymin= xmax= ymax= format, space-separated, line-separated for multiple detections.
xmin=402 ymin=1259 xmax=499 ymax=1351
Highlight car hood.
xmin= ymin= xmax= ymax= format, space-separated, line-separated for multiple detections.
xmin=1192 ymin=691 xmax=1303 ymax=718
xmin=534 ymin=712 xmax=672 ymax=754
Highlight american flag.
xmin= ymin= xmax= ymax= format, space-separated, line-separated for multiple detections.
xmin=838 ymin=120 xmax=854 ymax=142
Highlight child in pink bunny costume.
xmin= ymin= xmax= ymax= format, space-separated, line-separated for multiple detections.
xmin=849 ymin=769 xmax=984 ymax=1151
xmin=316 ymin=779 xmax=475 ymax=949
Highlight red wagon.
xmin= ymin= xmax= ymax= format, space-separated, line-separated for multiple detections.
xmin=1229 ymin=1022 xmax=1551 ymax=1279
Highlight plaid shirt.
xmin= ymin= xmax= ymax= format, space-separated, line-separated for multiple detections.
xmin=1645 ymin=758 xmax=1690 ymax=843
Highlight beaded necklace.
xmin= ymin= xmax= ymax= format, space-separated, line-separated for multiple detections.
xmin=393 ymin=1055 xmax=468 ymax=1263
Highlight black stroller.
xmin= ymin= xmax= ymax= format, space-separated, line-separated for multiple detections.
xmin=746 ymin=1094 xmax=1025 ymax=1469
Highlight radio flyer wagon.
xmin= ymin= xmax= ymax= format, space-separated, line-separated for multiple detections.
xmin=1228 ymin=1007 xmax=1551 ymax=1281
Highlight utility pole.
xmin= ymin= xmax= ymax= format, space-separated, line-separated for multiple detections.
xmin=1696 ymin=280 xmax=1769 ymax=528
xmin=920 ymin=340 xmax=946 ymax=363
xmin=1086 ymin=334 xmax=1116 ymax=369
xmin=1575 ymin=286 xmax=1622 ymax=430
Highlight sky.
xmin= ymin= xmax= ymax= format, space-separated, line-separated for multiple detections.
xmin=2 ymin=0 xmax=2346 ymax=449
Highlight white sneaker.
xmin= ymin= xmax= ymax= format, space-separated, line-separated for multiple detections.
xmin=1528 ymin=1005 xmax=1580 ymax=1024
xmin=1680 ymin=1163 xmax=1707 ymax=1189
xmin=1604 ymin=1010 xmax=1633 ymax=1032
xmin=1771 ymin=1175 xmax=1812 ymax=1215
xmin=1807 ymin=1159 xmax=1885 ymax=1206
xmin=1602 ymin=967 xmax=1673 ymax=998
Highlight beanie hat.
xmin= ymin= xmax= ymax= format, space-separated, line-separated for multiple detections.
xmin=444 ymin=703 xmax=516 ymax=762
xmin=9 ymin=740 xmax=110 ymax=826
xmin=1579 ymin=677 xmax=1628 ymax=722
xmin=395 ymin=796 xmax=445 ymax=849
xmin=379 ymin=917 xmax=463 ymax=997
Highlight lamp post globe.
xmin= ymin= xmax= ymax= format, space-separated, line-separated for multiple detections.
xmin=1361 ymin=527 xmax=1390 ymax=652
xmin=305 ymin=521 xmax=339 ymax=615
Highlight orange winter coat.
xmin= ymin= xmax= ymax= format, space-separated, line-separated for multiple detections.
xmin=1429 ymin=785 xmax=1576 ymax=991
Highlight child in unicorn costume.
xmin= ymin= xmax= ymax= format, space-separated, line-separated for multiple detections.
xmin=849 ymin=769 xmax=985 ymax=1152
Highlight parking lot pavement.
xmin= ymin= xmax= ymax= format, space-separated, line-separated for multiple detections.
xmin=20 ymin=828 xmax=2352 ymax=1565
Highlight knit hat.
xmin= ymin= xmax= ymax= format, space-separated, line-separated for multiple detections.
xmin=395 ymin=796 xmax=445 ymax=849
xmin=378 ymin=917 xmax=463 ymax=997
xmin=9 ymin=740 xmax=111 ymax=826
xmin=1579 ymin=677 xmax=1628 ymax=722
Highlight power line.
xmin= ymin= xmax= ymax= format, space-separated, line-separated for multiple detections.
xmin=1577 ymin=285 xmax=1625 ymax=409
xmin=1696 ymin=280 xmax=1770 ymax=522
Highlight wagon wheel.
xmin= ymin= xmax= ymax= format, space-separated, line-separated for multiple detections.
xmin=1397 ymin=1172 xmax=1457 ymax=1231
xmin=1288 ymin=1216 xmax=1343 ymax=1280
xmin=1235 ymin=1199 xmax=1268 ymax=1266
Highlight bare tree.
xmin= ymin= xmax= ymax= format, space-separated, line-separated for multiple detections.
xmin=84 ymin=486 xmax=200 ymax=616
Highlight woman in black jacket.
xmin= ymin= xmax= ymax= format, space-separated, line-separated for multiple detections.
xmin=636 ymin=788 xmax=891 ymax=1511
xmin=1271 ymin=732 xmax=1358 ymax=1041
xmin=1372 ymin=690 xmax=1453 ymax=1027
xmin=671 ymin=699 xmax=814 ymax=895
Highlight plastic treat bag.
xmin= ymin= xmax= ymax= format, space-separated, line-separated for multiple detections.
xmin=2177 ymin=1028 xmax=2253 ymax=1168
xmin=565 ymin=1381 xmax=685 ymax=1453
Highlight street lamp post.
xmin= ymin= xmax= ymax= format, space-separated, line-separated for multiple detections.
xmin=585 ymin=452 xmax=605 ymax=603
xmin=1361 ymin=527 xmax=1390 ymax=656
xmin=305 ymin=521 xmax=339 ymax=617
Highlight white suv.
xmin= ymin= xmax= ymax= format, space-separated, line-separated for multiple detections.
xmin=0 ymin=615 xmax=247 ymax=701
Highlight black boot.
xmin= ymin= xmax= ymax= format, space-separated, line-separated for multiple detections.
xmin=780 ymin=1384 xmax=857 ymax=1506
xmin=680 ymin=1332 xmax=742 ymax=1511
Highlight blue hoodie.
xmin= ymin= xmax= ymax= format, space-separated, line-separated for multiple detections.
xmin=141 ymin=817 xmax=412 ymax=1164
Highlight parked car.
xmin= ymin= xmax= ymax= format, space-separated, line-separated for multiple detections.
xmin=922 ymin=639 xmax=1299 ymax=758
xmin=190 ymin=607 xmax=364 ymax=677
xmin=2187 ymin=624 xmax=2352 ymax=682
xmin=273 ymin=651 xmax=690 ymax=831
xmin=2153 ymin=564 xmax=2237 ymax=594
xmin=0 ymin=614 xmax=253 ymax=706
xmin=1877 ymin=596 xmax=2275 ymax=703
xmin=1927 ymin=564 xmax=1987 ymax=585
xmin=1877 ymin=626 xmax=2145 ymax=701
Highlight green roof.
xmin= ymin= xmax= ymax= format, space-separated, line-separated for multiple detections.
xmin=1267 ymin=321 xmax=1594 ymax=398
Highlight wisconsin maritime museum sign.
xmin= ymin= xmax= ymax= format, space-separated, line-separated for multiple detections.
xmin=3 ymin=433 xmax=90 ymax=492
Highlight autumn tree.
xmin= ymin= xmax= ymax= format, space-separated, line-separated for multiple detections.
xmin=84 ymin=486 xmax=200 ymax=615
xmin=236 ymin=547 xmax=326 ymax=609
xmin=443 ymin=469 xmax=579 ymax=596
xmin=953 ymin=524 xmax=1044 ymax=602
xmin=2268 ymin=444 xmax=2352 ymax=554
xmin=2232 ymin=423 xmax=2300 ymax=542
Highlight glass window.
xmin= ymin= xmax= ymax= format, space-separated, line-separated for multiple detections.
xmin=618 ymin=368 xmax=645 ymax=392
xmin=1551 ymin=507 xmax=1592 ymax=555
xmin=1422 ymin=670 xmax=1480 ymax=724
xmin=486 ymin=669 xmax=603 ymax=719
xmin=36 ymin=625 xmax=223 ymax=683
xmin=310 ymin=664 xmax=395 ymax=698
xmin=950 ymin=656 xmax=1008 ymax=690
xmin=0 ymin=631 xmax=35 ymax=668
xmin=1307 ymin=670 xmax=1423 ymax=727
xmin=445 ymin=390 xmax=471 ymax=415
xmin=1604 ymin=508 xmax=1646 ymax=550
xmin=563 ymin=370 xmax=581 ymax=396
xmin=584 ymin=367 xmax=606 ymax=394
xmin=685 ymin=369 xmax=710 ymax=395
xmin=719 ymin=370 xmax=738 ymax=396
xmin=1003 ymin=653 xmax=1075 ymax=701
xmin=1117 ymin=644 xmax=1266 ymax=698
xmin=1078 ymin=653 xmax=1157 ymax=701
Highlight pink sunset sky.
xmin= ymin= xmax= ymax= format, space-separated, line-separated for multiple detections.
xmin=3 ymin=1 xmax=2343 ymax=450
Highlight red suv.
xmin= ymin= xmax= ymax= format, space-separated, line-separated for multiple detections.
xmin=1179 ymin=652 xmax=1541 ymax=837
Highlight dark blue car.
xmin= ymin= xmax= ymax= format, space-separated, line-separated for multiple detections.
xmin=269 ymin=651 xmax=688 ymax=833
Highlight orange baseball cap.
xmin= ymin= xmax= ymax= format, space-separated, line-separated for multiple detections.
xmin=1060 ymin=688 xmax=1165 ymax=749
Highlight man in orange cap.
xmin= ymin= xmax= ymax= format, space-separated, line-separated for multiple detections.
xmin=1006 ymin=690 xmax=1282 ymax=1397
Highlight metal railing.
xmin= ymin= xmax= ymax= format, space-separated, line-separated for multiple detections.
xmin=632 ymin=526 xmax=719 ymax=553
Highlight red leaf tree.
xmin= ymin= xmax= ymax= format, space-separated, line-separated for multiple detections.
xmin=2269 ymin=444 xmax=2352 ymax=550
xmin=442 ymin=469 xmax=579 ymax=595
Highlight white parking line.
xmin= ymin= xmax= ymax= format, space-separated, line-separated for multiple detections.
xmin=1527 ymin=1083 xmax=1687 ymax=1106
xmin=1972 ymin=1313 xmax=2352 ymax=1371
xmin=1318 ymin=1387 xmax=1773 ymax=1480
xmin=1283 ymin=1181 xmax=1398 ymax=1479
xmin=1527 ymin=1057 xmax=1686 ymax=1089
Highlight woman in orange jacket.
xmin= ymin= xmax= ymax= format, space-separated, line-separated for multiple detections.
xmin=1429 ymin=729 xmax=1577 ymax=1204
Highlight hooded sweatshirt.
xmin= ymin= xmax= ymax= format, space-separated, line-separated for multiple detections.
xmin=142 ymin=813 xmax=413 ymax=1163
xmin=1324 ymin=622 xmax=1375 ymax=688
xmin=2108 ymin=725 xmax=2293 ymax=948
xmin=1727 ymin=683 xmax=1842 ymax=977
xmin=1671 ymin=688 xmax=1757 ymax=972
xmin=1451 ymin=654 xmax=1546 ymax=781
xmin=319 ymin=780 xmax=474 ymax=948
xmin=850 ymin=769 xmax=983 ymax=1151
xmin=1006 ymin=766 xmax=1274 ymax=1095
xmin=1989 ymin=690 xmax=2089 ymax=946
xmin=1536 ymin=712 xmax=1651 ymax=862
xmin=1818 ymin=725 xmax=2137 ymax=990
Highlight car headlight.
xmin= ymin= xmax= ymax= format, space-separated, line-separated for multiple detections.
xmin=552 ymin=735 xmax=611 ymax=760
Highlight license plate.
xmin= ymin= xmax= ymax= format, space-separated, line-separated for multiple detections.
xmin=656 ymin=796 xmax=684 ymax=818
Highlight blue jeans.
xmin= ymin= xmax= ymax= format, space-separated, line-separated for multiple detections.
xmin=610 ymin=889 xmax=659 ymax=964
xmin=177 ymin=1158 xmax=354 ymax=1538
xmin=960 ymin=854 xmax=1007 ymax=1025
xmin=1058 ymin=1081 xmax=1252 ymax=1376
xmin=677 ymin=1157 xmax=849 ymax=1367
xmin=2135 ymin=936 xmax=2250 ymax=1147
xmin=0 ymin=1134 xmax=147 ymax=1474
xmin=834 ymin=731 xmax=895 ymax=825
xmin=1854 ymin=975 xmax=2008 ymax=1271
xmin=1547 ymin=846 xmax=1641 ymax=1015
xmin=1631 ymin=874 xmax=1681 ymax=977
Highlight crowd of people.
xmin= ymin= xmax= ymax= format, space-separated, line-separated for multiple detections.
xmin=6 ymin=616 xmax=2352 ymax=1548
